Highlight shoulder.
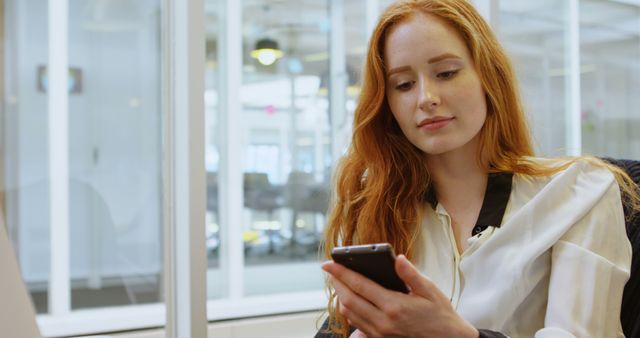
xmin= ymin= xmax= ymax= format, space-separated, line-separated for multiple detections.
xmin=508 ymin=157 xmax=628 ymax=260
xmin=517 ymin=156 xmax=616 ymax=188
xmin=510 ymin=157 xmax=620 ymax=221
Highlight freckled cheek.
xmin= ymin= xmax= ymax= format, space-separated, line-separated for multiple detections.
xmin=389 ymin=100 xmax=415 ymax=130
xmin=449 ymin=80 xmax=486 ymax=112
xmin=389 ymin=94 xmax=416 ymax=114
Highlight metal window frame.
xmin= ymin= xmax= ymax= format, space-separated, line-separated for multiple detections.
xmin=48 ymin=0 xmax=70 ymax=317
xmin=0 ymin=0 xmax=5 ymax=220
xmin=565 ymin=0 xmax=582 ymax=155
xmin=36 ymin=291 xmax=326 ymax=337
xmin=162 ymin=0 xmax=207 ymax=337
xmin=329 ymin=0 xmax=347 ymax=161
xmin=216 ymin=0 xmax=245 ymax=302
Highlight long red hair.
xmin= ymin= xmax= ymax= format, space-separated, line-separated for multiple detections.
xmin=321 ymin=0 xmax=638 ymax=336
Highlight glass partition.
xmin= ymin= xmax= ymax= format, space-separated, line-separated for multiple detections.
xmin=579 ymin=0 xmax=640 ymax=158
xmin=204 ymin=0 xmax=223 ymax=299
xmin=203 ymin=0 xmax=374 ymax=299
xmin=67 ymin=0 xmax=163 ymax=310
xmin=3 ymin=0 xmax=51 ymax=314
xmin=2 ymin=0 xmax=163 ymax=315
xmin=497 ymin=0 xmax=569 ymax=156
xmin=238 ymin=0 xmax=331 ymax=296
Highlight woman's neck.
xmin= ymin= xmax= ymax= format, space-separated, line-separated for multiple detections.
xmin=426 ymin=147 xmax=488 ymax=209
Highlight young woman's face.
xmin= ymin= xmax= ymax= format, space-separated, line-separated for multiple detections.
xmin=384 ymin=13 xmax=487 ymax=157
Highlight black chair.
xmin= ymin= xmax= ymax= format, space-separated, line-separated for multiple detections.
xmin=243 ymin=173 xmax=284 ymax=254
xmin=603 ymin=158 xmax=640 ymax=338
xmin=243 ymin=173 xmax=284 ymax=217
xmin=206 ymin=171 xmax=218 ymax=215
xmin=206 ymin=172 xmax=220 ymax=257
xmin=315 ymin=159 xmax=640 ymax=338
xmin=284 ymin=171 xmax=329 ymax=255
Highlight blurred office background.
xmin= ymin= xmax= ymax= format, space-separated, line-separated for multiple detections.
xmin=0 ymin=0 xmax=638 ymax=336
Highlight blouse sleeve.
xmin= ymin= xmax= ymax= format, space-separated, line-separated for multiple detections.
xmin=535 ymin=180 xmax=632 ymax=338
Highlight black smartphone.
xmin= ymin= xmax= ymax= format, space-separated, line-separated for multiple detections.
xmin=330 ymin=243 xmax=409 ymax=293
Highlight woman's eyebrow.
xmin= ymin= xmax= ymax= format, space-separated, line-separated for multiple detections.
xmin=387 ymin=65 xmax=411 ymax=77
xmin=428 ymin=53 xmax=462 ymax=64
xmin=387 ymin=53 xmax=463 ymax=77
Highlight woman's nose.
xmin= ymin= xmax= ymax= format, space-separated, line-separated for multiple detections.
xmin=418 ymin=84 xmax=441 ymax=112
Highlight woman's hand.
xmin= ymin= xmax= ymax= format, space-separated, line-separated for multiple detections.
xmin=322 ymin=255 xmax=479 ymax=338
xmin=350 ymin=329 xmax=368 ymax=338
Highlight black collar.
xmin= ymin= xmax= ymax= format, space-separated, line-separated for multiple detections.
xmin=425 ymin=172 xmax=513 ymax=235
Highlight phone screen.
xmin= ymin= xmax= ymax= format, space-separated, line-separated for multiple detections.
xmin=331 ymin=243 xmax=408 ymax=293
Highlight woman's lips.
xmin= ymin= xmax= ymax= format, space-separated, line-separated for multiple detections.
xmin=418 ymin=117 xmax=454 ymax=131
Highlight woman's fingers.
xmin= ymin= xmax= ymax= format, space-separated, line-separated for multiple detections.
xmin=349 ymin=329 xmax=369 ymax=338
xmin=322 ymin=261 xmax=398 ymax=309
xmin=327 ymin=271 xmax=392 ymax=335
xmin=323 ymin=258 xmax=456 ymax=337
xmin=330 ymin=276 xmax=381 ymax=319
xmin=395 ymin=255 xmax=441 ymax=301
xmin=340 ymin=304 xmax=381 ymax=338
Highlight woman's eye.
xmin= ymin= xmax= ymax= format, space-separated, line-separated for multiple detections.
xmin=437 ymin=70 xmax=459 ymax=79
xmin=395 ymin=81 xmax=414 ymax=91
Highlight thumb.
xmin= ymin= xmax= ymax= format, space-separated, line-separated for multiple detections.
xmin=395 ymin=254 xmax=437 ymax=299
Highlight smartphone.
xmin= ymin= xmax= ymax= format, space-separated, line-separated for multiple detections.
xmin=331 ymin=243 xmax=408 ymax=293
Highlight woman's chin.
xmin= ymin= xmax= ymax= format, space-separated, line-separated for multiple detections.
xmin=418 ymin=143 xmax=455 ymax=156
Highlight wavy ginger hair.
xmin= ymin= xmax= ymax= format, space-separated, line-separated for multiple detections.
xmin=321 ymin=0 xmax=639 ymax=336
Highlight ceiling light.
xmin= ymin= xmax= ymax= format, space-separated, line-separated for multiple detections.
xmin=250 ymin=38 xmax=284 ymax=66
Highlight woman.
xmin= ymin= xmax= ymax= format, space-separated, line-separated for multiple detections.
xmin=318 ymin=0 xmax=636 ymax=337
